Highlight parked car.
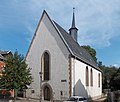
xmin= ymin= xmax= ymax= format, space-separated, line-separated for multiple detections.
xmin=64 ymin=96 xmax=87 ymax=102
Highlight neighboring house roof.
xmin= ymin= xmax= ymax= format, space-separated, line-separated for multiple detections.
xmin=0 ymin=50 xmax=11 ymax=61
xmin=0 ymin=50 xmax=11 ymax=71
xmin=0 ymin=50 xmax=10 ymax=55
xmin=0 ymin=54 xmax=5 ymax=60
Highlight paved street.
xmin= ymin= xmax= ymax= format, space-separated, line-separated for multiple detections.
xmin=0 ymin=99 xmax=106 ymax=102
xmin=91 ymin=97 xmax=106 ymax=102
xmin=0 ymin=99 xmax=41 ymax=102
xmin=0 ymin=96 xmax=107 ymax=102
xmin=0 ymin=99 xmax=37 ymax=102
xmin=0 ymin=99 xmax=9 ymax=102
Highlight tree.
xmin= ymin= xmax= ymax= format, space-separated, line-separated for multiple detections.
xmin=110 ymin=67 xmax=120 ymax=90
xmin=97 ymin=61 xmax=102 ymax=69
xmin=81 ymin=45 xmax=97 ymax=62
xmin=102 ymin=66 xmax=120 ymax=91
xmin=0 ymin=51 xmax=32 ymax=100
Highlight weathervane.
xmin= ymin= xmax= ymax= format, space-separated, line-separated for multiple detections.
xmin=73 ymin=7 xmax=75 ymax=13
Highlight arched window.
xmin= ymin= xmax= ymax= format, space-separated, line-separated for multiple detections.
xmin=41 ymin=51 xmax=50 ymax=81
xmin=98 ymin=73 xmax=100 ymax=87
xmin=86 ymin=66 xmax=89 ymax=86
xmin=90 ymin=69 xmax=93 ymax=86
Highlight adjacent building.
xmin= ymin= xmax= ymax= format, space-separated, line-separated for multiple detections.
xmin=0 ymin=50 xmax=14 ymax=96
xmin=0 ymin=50 xmax=11 ymax=74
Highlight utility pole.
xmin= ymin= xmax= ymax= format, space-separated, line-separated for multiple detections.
xmin=107 ymin=79 xmax=111 ymax=102
xmin=39 ymin=72 xmax=42 ymax=102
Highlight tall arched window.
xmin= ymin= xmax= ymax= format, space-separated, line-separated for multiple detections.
xmin=86 ymin=66 xmax=89 ymax=86
xmin=90 ymin=69 xmax=93 ymax=86
xmin=98 ymin=73 xmax=100 ymax=87
xmin=41 ymin=51 xmax=50 ymax=81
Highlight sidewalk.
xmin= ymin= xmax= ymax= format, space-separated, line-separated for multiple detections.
xmin=91 ymin=96 xmax=107 ymax=102
xmin=10 ymin=98 xmax=40 ymax=102
xmin=0 ymin=98 xmax=40 ymax=102
xmin=1 ymin=97 xmax=107 ymax=102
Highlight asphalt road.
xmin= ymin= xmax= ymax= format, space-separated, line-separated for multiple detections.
xmin=0 ymin=99 xmax=9 ymax=102
xmin=0 ymin=99 xmax=40 ymax=102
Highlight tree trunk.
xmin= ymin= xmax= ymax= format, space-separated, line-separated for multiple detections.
xmin=13 ymin=89 xmax=17 ymax=102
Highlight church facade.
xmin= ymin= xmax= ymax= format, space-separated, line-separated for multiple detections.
xmin=26 ymin=10 xmax=102 ymax=101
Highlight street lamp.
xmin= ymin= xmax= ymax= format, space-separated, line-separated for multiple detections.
xmin=39 ymin=72 xmax=42 ymax=102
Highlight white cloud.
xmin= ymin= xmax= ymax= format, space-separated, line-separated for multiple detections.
xmin=111 ymin=64 xmax=119 ymax=68
xmin=3 ymin=0 xmax=120 ymax=49
xmin=76 ymin=0 xmax=120 ymax=48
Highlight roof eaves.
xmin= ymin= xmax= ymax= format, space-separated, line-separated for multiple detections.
xmin=72 ymin=55 xmax=102 ymax=72
xmin=0 ymin=50 xmax=11 ymax=55
xmin=0 ymin=54 xmax=5 ymax=60
xmin=25 ymin=10 xmax=47 ymax=60
xmin=52 ymin=21 xmax=102 ymax=72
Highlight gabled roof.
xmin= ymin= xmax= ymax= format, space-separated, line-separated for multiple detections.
xmin=0 ymin=50 xmax=10 ymax=55
xmin=53 ymin=21 xmax=101 ymax=71
xmin=26 ymin=10 xmax=101 ymax=71
xmin=0 ymin=50 xmax=11 ymax=60
xmin=0 ymin=54 xmax=4 ymax=60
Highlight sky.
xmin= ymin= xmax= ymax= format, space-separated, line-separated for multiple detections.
xmin=0 ymin=0 xmax=120 ymax=67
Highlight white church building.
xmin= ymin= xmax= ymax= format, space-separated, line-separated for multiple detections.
xmin=25 ymin=10 xmax=102 ymax=101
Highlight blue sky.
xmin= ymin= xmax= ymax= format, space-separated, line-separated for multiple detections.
xmin=0 ymin=0 xmax=120 ymax=67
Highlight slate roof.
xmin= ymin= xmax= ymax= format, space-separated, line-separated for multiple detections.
xmin=0 ymin=50 xmax=11 ymax=60
xmin=53 ymin=21 xmax=100 ymax=71
xmin=0 ymin=50 xmax=9 ymax=55
xmin=0 ymin=54 xmax=4 ymax=60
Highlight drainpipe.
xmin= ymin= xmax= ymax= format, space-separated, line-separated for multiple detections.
xmin=39 ymin=72 xmax=43 ymax=102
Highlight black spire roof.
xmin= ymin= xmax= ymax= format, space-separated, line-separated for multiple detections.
xmin=69 ymin=8 xmax=78 ymax=42
xmin=71 ymin=8 xmax=76 ymax=28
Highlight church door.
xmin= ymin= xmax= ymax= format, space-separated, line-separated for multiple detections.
xmin=44 ymin=86 xmax=50 ymax=101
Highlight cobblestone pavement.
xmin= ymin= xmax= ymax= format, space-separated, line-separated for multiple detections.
xmin=0 ymin=100 xmax=8 ymax=102
xmin=0 ymin=97 xmax=107 ymax=102
xmin=13 ymin=100 xmax=39 ymax=102
xmin=0 ymin=99 xmax=39 ymax=102
xmin=91 ymin=97 xmax=106 ymax=102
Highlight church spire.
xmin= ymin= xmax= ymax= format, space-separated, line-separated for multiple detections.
xmin=69 ymin=8 xmax=78 ymax=42
xmin=72 ymin=8 xmax=75 ymax=28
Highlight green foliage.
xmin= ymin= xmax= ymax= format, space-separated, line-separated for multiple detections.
xmin=97 ymin=61 xmax=102 ymax=69
xmin=0 ymin=51 xmax=32 ymax=94
xmin=81 ymin=45 xmax=97 ymax=62
xmin=110 ymin=68 xmax=120 ymax=90
xmin=102 ymin=66 xmax=120 ymax=91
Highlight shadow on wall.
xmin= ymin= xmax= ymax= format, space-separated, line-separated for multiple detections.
xmin=73 ymin=79 xmax=88 ymax=98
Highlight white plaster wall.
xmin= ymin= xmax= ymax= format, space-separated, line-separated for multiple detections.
xmin=26 ymin=13 xmax=70 ymax=100
xmin=71 ymin=58 xmax=102 ymax=98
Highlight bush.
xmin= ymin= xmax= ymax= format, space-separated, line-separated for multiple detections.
xmin=0 ymin=90 xmax=11 ymax=99
xmin=0 ymin=93 xmax=4 ymax=99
